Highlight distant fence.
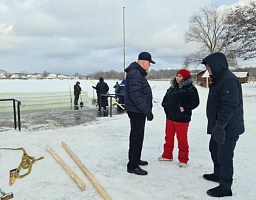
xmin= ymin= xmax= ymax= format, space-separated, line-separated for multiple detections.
xmin=0 ymin=91 xmax=92 ymax=112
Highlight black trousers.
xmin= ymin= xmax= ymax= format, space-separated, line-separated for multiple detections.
xmin=97 ymin=96 xmax=108 ymax=110
xmin=209 ymin=136 xmax=239 ymax=190
xmin=74 ymin=94 xmax=80 ymax=105
xmin=74 ymin=94 xmax=79 ymax=110
xmin=127 ymin=111 xmax=146 ymax=170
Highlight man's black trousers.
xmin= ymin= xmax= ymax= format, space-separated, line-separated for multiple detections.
xmin=209 ymin=136 xmax=239 ymax=190
xmin=127 ymin=111 xmax=146 ymax=170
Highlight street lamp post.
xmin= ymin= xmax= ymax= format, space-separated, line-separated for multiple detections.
xmin=123 ymin=7 xmax=126 ymax=77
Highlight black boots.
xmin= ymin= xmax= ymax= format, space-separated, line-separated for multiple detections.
xmin=207 ymin=186 xmax=232 ymax=197
xmin=127 ymin=166 xmax=148 ymax=175
xmin=203 ymin=173 xmax=220 ymax=183
xmin=204 ymin=173 xmax=232 ymax=197
xmin=138 ymin=160 xmax=148 ymax=166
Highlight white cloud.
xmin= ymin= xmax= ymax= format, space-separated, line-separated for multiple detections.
xmin=1 ymin=0 xmax=254 ymax=75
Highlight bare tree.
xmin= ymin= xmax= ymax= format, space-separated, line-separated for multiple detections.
xmin=184 ymin=6 xmax=235 ymax=65
xmin=183 ymin=51 xmax=207 ymax=68
xmin=226 ymin=1 xmax=256 ymax=60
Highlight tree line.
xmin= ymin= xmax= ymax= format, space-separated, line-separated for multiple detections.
xmin=1 ymin=66 xmax=256 ymax=80
xmin=88 ymin=67 xmax=256 ymax=80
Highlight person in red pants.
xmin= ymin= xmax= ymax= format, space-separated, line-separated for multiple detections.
xmin=159 ymin=69 xmax=199 ymax=167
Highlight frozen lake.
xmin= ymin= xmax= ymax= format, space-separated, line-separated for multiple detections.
xmin=0 ymin=79 xmax=124 ymax=131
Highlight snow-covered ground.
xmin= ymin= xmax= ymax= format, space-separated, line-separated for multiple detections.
xmin=0 ymin=79 xmax=256 ymax=200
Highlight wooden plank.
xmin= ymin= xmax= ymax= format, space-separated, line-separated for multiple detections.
xmin=45 ymin=145 xmax=86 ymax=191
xmin=61 ymin=142 xmax=111 ymax=200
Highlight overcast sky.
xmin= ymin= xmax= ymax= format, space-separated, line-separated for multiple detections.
xmin=0 ymin=0 xmax=254 ymax=75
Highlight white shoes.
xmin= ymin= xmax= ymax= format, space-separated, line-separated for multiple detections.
xmin=158 ymin=156 xmax=173 ymax=161
xmin=179 ymin=162 xmax=187 ymax=168
xmin=158 ymin=156 xmax=187 ymax=167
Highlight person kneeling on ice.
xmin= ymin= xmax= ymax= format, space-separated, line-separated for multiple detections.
xmin=159 ymin=69 xmax=199 ymax=168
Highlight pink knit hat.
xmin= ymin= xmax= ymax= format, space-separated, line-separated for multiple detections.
xmin=176 ymin=69 xmax=191 ymax=79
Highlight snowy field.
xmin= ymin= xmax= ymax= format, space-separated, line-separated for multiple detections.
xmin=0 ymin=79 xmax=256 ymax=200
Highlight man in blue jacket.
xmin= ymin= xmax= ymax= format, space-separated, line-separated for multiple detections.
xmin=201 ymin=52 xmax=245 ymax=197
xmin=125 ymin=52 xmax=155 ymax=175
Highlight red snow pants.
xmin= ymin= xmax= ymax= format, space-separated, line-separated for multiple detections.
xmin=162 ymin=119 xmax=190 ymax=163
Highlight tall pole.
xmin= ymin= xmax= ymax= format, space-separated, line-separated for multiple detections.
xmin=123 ymin=7 xmax=126 ymax=77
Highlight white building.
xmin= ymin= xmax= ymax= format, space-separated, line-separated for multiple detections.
xmin=47 ymin=74 xmax=57 ymax=79
xmin=0 ymin=73 xmax=6 ymax=79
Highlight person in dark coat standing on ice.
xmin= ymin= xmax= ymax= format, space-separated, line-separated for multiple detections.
xmin=92 ymin=77 xmax=109 ymax=111
xmin=124 ymin=52 xmax=155 ymax=176
xmin=74 ymin=81 xmax=81 ymax=110
xmin=159 ymin=69 xmax=199 ymax=168
xmin=201 ymin=52 xmax=244 ymax=198
xmin=113 ymin=81 xmax=119 ymax=100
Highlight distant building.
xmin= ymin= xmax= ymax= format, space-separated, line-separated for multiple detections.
xmin=26 ymin=74 xmax=43 ymax=79
xmin=197 ymin=70 xmax=249 ymax=88
xmin=47 ymin=74 xmax=57 ymax=79
xmin=0 ymin=73 xmax=6 ymax=79
xmin=58 ymin=75 xmax=69 ymax=79
xmin=10 ymin=74 xmax=21 ymax=79
xmin=196 ymin=70 xmax=210 ymax=88
xmin=232 ymin=72 xmax=249 ymax=83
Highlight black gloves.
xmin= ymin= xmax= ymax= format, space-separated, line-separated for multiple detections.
xmin=211 ymin=123 xmax=227 ymax=145
xmin=146 ymin=112 xmax=154 ymax=121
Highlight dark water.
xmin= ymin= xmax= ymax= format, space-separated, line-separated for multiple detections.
xmin=0 ymin=105 xmax=123 ymax=131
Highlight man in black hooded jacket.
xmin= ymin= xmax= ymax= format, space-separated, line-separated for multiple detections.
xmin=201 ymin=52 xmax=244 ymax=197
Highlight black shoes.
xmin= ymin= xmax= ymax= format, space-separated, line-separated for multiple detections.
xmin=138 ymin=160 xmax=148 ymax=166
xmin=127 ymin=166 xmax=148 ymax=175
xmin=207 ymin=186 xmax=232 ymax=197
xmin=203 ymin=173 xmax=220 ymax=183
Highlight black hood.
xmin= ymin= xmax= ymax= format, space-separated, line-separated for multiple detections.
xmin=202 ymin=52 xmax=228 ymax=78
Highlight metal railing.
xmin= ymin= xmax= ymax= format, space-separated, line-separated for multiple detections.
xmin=0 ymin=91 xmax=91 ymax=112
xmin=98 ymin=93 xmax=125 ymax=117
xmin=0 ymin=99 xmax=21 ymax=131
xmin=98 ymin=94 xmax=115 ymax=117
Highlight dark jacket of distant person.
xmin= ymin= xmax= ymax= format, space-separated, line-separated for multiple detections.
xmin=74 ymin=82 xmax=81 ymax=95
xmin=93 ymin=77 xmax=109 ymax=96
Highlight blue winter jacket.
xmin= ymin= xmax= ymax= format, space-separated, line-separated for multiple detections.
xmin=202 ymin=52 xmax=245 ymax=137
xmin=124 ymin=62 xmax=153 ymax=115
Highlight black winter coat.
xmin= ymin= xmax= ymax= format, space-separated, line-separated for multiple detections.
xmin=94 ymin=81 xmax=109 ymax=96
xmin=202 ymin=52 xmax=245 ymax=137
xmin=124 ymin=62 xmax=152 ymax=115
xmin=162 ymin=78 xmax=199 ymax=122
xmin=74 ymin=84 xmax=81 ymax=95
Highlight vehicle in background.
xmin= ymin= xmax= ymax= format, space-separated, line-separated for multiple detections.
xmin=116 ymin=79 xmax=125 ymax=112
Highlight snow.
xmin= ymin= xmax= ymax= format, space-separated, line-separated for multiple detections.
xmin=0 ymin=79 xmax=256 ymax=200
